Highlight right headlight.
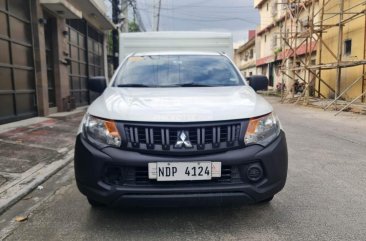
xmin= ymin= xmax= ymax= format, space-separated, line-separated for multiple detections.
xmin=83 ymin=114 xmax=121 ymax=147
xmin=244 ymin=112 xmax=281 ymax=146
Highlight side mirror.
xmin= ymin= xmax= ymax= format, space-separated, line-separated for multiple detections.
xmin=248 ymin=76 xmax=269 ymax=92
xmin=88 ymin=76 xmax=107 ymax=93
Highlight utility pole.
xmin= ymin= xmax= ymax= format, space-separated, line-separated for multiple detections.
xmin=112 ymin=0 xmax=121 ymax=70
xmin=153 ymin=0 xmax=162 ymax=31
xmin=112 ymin=0 xmax=129 ymax=70
xmin=121 ymin=0 xmax=129 ymax=33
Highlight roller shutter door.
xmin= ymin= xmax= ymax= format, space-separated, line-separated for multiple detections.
xmin=0 ymin=0 xmax=36 ymax=124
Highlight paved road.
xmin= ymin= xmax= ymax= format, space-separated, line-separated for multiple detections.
xmin=1 ymin=97 xmax=366 ymax=241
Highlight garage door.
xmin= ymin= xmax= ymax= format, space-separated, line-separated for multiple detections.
xmin=87 ymin=25 xmax=104 ymax=77
xmin=67 ymin=20 xmax=104 ymax=107
xmin=87 ymin=25 xmax=104 ymax=103
xmin=0 ymin=0 xmax=37 ymax=124
xmin=67 ymin=20 xmax=89 ymax=107
xmin=44 ymin=14 xmax=56 ymax=108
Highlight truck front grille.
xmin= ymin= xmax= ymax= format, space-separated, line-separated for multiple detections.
xmin=120 ymin=120 xmax=247 ymax=154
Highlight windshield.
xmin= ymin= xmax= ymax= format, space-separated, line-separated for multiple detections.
xmin=113 ymin=55 xmax=244 ymax=87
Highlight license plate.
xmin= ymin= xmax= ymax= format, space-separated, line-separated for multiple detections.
xmin=148 ymin=162 xmax=221 ymax=181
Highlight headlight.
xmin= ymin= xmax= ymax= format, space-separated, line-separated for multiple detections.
xmin=244 ymin=112 xmax=281 ymax=146
xmin=83 ymin=114 xmax=121 ymax=147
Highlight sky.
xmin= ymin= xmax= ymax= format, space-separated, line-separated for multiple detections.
xmin=134 ymin=0 xmax=260 ymax=44
xmin=136 ymin=0 xmax=259 ymax=42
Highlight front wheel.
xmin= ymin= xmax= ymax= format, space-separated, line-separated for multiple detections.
xmin=259 ymin=196 xmax=274 ymax=203
xmin=87 ymin=197 xmax=105 ymax=207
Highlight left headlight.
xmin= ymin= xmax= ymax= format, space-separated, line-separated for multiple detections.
xmin=244 ymin=112 xmax=281 ymax=147
xmin=83 ymin=114 xmax=121 ymax=147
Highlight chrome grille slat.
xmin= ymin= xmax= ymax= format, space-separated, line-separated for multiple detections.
xmin=217 ymin=127 xmax=221 ymax=143
xmin=130 ymin=127 xmax=135 ymax=142
xmin=150 ymin=128 xmax=154 ymax=144
xmin=197 ymin=128 xmax=201 ymax=144
xmin=161 ymin=129 xmax=165 ymax=145
xmin=134 ymin=128 xmax=139 ymax=142
xmin=228 ymin=126 xmax=231 ymax=141
xmin=145 ymin=128 xmax=149 ymax=143
xmin=166 ymin=129 xmax=170 ymax=145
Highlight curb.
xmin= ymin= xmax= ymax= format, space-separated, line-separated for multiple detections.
xmin=0 ymin=150 xmax=74 ymax=214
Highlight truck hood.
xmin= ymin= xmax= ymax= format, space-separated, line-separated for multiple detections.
xmin=88 ymin=86 xmax=273 ymax=122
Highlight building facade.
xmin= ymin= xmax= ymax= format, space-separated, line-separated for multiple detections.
xmin=234 ymin=30 xmax=257 ymax=78
xmin=254 ymin=0 xmax=319 ymax=92
xmin=0 ymin=0 xmax=113 ymax=124
xmin=317 ymin=0 xmax=366 ymax=102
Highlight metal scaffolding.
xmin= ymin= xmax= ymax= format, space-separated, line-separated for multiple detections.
xmin=279 ymin=0 xmax=366 ymax=114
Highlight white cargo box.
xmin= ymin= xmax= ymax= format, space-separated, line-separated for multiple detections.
xmin=119 ymin=31 xmax=234 ymax=62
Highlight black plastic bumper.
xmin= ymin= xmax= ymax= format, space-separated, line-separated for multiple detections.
xmin=74 ymin=131 xmax=288 ymax=207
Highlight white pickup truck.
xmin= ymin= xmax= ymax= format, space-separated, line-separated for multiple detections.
xmin=74 ymin=32 xmax=288 ymax=207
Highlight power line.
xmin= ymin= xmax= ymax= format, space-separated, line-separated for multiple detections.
xmin=152 ymin=0 xmax=162 ymax=31
xmin=160 ymin=10 xmax=257 ymax=23
xmin=138 ymin=8 xmax=258 ymax=25
xmin=143 ymin=3 xmax=254 ymax=11
xmin=141 ymin=0 xmax=152 ymax=29
xmin=129 ymin=0 xmax=146 ymax=31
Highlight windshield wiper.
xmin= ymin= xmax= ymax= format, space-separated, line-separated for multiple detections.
xmin=173 ymin=83 xmax=215 ymax=87
xmin=117 ymin=84 xmax=150 ymax=88
xmin=117 ymin=83 xmax=216 ymax=88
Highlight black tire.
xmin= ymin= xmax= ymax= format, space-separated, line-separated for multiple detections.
xmin=259 ymin=196 xmax=274 ymax=203
xmin=87 ymin=197 xmax=105 ymax=207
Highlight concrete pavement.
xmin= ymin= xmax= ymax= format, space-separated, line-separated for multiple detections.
xmin=1 ymin=97 xmax=366 ymax=241
xmin=0 ymin=109 xmax=85 ymax=214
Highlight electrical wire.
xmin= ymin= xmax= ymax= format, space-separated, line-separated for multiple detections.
xmin=129 ymin=0 xmax=146 ymax=31
xmin=138 ymin=8 xmax=258 ymax=26
xmin=141 ymin=0 xmax=253 ymax=10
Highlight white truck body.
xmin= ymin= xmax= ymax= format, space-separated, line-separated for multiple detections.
xmin=119 ymin=31 xmax=234 ymax=62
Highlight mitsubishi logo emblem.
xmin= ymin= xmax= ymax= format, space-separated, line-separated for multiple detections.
xmin=174 ymin=130 xmax=193 ymax=149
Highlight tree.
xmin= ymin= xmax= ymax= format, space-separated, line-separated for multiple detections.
xmin=129 ymin=21 xmax=140 ymax=32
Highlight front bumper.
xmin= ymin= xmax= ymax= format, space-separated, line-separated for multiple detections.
xmin=74 ymin=131 xmax=288 ymax=206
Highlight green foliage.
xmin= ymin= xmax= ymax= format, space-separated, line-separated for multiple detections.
xmin=107 ymin=31 xmax=113 ymax=55
xmin=129 ymin=21 xmax=140 ymax=32
xmin=274 ymin=47 xmax=282 ymax=54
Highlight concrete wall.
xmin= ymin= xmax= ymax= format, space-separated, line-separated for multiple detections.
xmin=241 ymin=66 xmax=257 ymax=78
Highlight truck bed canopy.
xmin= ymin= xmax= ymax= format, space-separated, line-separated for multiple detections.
xmin=119 ymin=31 xmax=234 ymax=62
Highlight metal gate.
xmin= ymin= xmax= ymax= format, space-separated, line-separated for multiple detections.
xmin=44 ymin=14 xmax=56 ymax=108
xmin=87 ymin=25 xmax=104 ymax=77
xmin=87 ymin=24 xmax=104 ymax=103
xmin=67 ymin=20 xmax=104 ymax=107
xmin=67 ymin=20 xmax=88 ymax=107
xmin=0 ymin=0 xmax=37 ymax=124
